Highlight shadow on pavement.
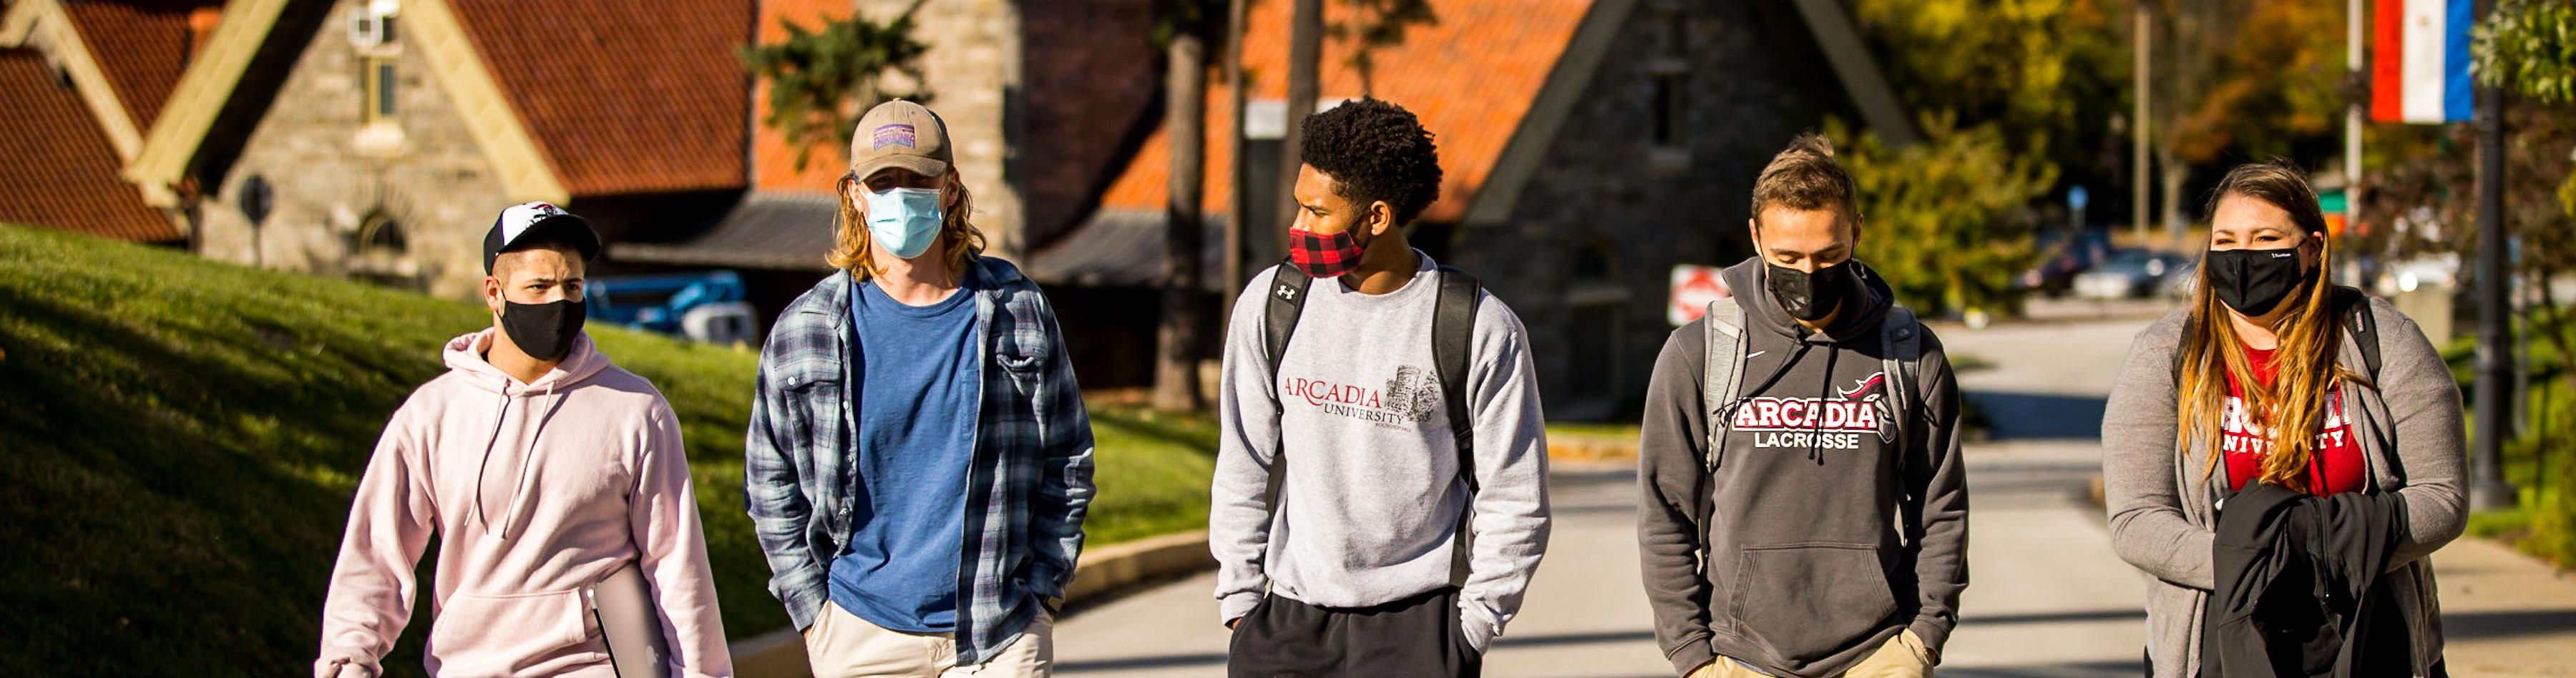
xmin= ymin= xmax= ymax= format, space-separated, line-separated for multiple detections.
xmin=1055 ymin=629 xmax=1664 ymax=673
xmin=1942 ymin=660 xmax=2140 ymax=678
xmin=1958 ymin=608 xmax=2147 ymax=625
xmin=1966 ymin=391 xmax=2110 ymax=440
xmin=2441 ymin=607 xmax=2576 ymax=641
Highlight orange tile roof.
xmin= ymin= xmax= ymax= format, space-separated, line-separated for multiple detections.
xmin=748 ymin=0 xmax=858 ymax=195
xmin=446 ymin=0 xmax=752 ymax=197
xmin=0 ymin=50 xmax=178 ymax=242
xmin=59 ymin=0 xmax=223 ymax=130
xmin=1096 ymin=0 xmax=1594 ymax=223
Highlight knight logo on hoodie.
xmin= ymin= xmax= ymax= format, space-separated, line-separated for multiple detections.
xmin=1731 ymin=371 xmax=1898 ymax=450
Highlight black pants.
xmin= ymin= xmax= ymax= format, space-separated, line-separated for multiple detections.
xmin=1228 ymin=586 xmax=1482 ymax=677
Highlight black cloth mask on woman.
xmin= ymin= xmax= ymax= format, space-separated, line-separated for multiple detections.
xmin=2205 ymin=248 xmax=2311 ymax=317
xmin=500 ymin=299 xmax=585 ymax=362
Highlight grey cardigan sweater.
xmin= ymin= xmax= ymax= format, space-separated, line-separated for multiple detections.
xmin=2101 ymin=296 xmax=2465 ymax=678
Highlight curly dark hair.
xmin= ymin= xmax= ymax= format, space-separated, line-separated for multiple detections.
xmin=1299 ymin=97 xmax=1443 ymax=225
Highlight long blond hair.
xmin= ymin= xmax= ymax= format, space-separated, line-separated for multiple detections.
xmin=2174 ymin=161 xmax=2366 ymax=493
xmin=828 ymin=170 xmax=985 ymax=281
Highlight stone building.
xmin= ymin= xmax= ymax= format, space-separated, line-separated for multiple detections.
xmin=108 ymin=0 xmax=752 ymax=300
xmin=1039 ymin=0 xmax=1916 ymax=418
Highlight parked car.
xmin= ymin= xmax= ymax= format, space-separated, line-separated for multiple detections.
xmin=2019 ymin=229 xmax=2114 ymax=298
xmin=2073 ymin=249 xmax=2190 ymax=300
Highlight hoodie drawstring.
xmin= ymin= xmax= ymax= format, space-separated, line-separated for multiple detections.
xmin=472 ymin=378 xmax=514 ymax=533
xmin=472 ymin=377 xmax=574 ymax=541
xmin=1810 ymin=347 xmax=1840 ymax=465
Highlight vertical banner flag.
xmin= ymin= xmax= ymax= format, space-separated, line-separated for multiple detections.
xmin=2371 ymin=0 xmax=2474 ymax=124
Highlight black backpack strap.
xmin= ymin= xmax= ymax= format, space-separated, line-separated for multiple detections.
xmin=2333 ymin=285 xmax=2381 ymax=380
xmin=1259 ymin=265 xmax=1315 ymax=537
xmin=1433 ymin=266 xmax=1482 ymax=586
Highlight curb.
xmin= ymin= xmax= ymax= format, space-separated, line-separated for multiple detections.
xmin=732 ymin=529 xmax=1216 ymax=678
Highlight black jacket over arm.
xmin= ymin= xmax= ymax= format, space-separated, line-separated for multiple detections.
xmin=2204 ymin=482 xmax=2413 ymax=678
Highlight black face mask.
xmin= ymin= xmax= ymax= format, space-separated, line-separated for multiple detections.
xmin=2205 ymin=247 xmax=2311 ymax=317
xmin=1765 ymin=260 xmax=1861 ymax=323
xmin=499 ymin=298 xmax=585 ymax=362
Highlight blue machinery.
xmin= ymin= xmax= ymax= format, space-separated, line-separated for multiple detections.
xmin=588 ymin=271 xmax=759 ymax=345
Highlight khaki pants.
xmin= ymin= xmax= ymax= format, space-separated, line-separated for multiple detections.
xmin=1689 ymin=630 xmax=1934 ymax=678
xmin=804 ymin=601 xmax=1054 ymax=677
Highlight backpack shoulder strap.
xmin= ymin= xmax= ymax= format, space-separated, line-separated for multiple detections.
xmin=2333 ymin=285 xmax=2382 ymax=380
xmin=1880 ymin=305 xmax=1924 ymax=496
xmin=1258 ymin=264 xmax=1315 ymax=539
xmin=1880 ymin=305 xmax=1923 ymax=452
xmin=1264 ymin=265 xmax=1315 ymax=385
xmin=1432 ymin=266 xmax=1482 ymax=586
xmin=1701 ymin=295 xmax=1750 ymax=472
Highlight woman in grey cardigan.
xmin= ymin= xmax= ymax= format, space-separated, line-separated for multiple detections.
xmin=2100 ymin=161 xmax=2465 ymax=678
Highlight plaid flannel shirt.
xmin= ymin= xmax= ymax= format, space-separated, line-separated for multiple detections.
xmin=743 ymin=257 xmax=1095 ymax=664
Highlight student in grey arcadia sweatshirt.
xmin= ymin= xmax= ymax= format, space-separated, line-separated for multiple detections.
xmin=1207 ymin=252 xmax=1553 ymax=653
xmin=1637 ymin=258 xmax=1971 ymax=678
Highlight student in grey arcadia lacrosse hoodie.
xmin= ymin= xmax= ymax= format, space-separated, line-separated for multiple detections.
xmin=1637 ymin=134 xmax=1968 ymax=678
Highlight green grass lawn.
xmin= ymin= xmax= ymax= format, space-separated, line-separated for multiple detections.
xmin=0 ymin=225 xmax=1215 ymax=676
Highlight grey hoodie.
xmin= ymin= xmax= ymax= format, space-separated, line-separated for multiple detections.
xmin=1637 ymin=258 xmax=1970 ymax=678
xmin=2102 ymin=297 xmax=2463 ymax=678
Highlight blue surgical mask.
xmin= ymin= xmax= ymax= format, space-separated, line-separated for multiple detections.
xmin=862 ymin=187 xmax=943 ymax=260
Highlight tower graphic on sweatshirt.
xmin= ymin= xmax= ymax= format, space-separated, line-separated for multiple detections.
xmin=1281 ymin=365 xmax=1441 ymax=430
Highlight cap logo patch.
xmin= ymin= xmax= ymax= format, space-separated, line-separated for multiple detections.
xmin=873 ymin=123 xmax=917 ymax=150
xmin=499 ymin=201 xmax=568 ymax=241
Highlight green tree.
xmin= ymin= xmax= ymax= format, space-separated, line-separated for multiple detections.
xmin=1840 ymin=117 xmax=2058 ymax=318
xmin=2468 ymin=0 xmax=2576 ymax=557
xmin=740 ymin=11 xmax=934 ymax=171
xmin=1850 ymin=0 xmax=2129 ymax=183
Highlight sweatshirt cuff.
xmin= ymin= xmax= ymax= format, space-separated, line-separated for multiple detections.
xmin=314 ymin=654 xmax=380 ymax=678
xmin=1665 ymin=638 xmax=1715 ymax=677
xmin=1458 ymin=603 xmax=1498 ymax=654
xmin=1219 ymin=591 xmax=1264 ymax=626
xmin=1906 ymin=618 xmax=1951 ymax=661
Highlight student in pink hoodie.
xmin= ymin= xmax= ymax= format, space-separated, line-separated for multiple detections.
xmin=315 ymin=202 xmax=732 ymax=678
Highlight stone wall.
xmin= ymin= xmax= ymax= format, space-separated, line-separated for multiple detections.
xmin=192 ymin=0 xmax=509 ymax=302
xmin=1452 ymin=0 xmax=1850 ymax=419
xmin=858 ymin=0 xmax=1026 ymax=261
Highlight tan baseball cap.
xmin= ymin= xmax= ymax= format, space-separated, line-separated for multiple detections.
xmin=849 ymin=99 xmax=952 ymax=180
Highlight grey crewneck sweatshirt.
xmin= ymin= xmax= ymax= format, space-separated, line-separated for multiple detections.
xmin=1209 ymin=252 xmax=1551 ymax=652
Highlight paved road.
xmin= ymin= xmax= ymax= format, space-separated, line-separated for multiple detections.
xmin=1053 ymin=312 xmax=2576 ymax=677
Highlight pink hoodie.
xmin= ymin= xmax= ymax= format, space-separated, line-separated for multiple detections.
xmin=316 ymin=330 xmax=731 ymax=677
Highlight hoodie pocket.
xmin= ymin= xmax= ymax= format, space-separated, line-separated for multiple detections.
xmin=426 ymin=589 xmax=601 ymax=675
xmin=1727 ymin=543 xmax=1896 ymax=664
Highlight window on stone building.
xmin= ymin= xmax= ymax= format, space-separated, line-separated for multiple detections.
xmin=359 ymin=213 xmax=406 ymax=254
xmin=361 ymin=57 xmax=396 ymax=124
xmin=1566 ymin=240 xmax=1629 ymax=413
xmin=1651 ymin=74 xmax=1684 ymax=147
xmin=349 ymin=210 xmax=420 ymax=290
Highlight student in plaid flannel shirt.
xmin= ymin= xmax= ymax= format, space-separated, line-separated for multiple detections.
xmin=744 ymin=100 xmax=1095 ymax=677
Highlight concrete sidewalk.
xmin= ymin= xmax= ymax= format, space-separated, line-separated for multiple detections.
xmin=1042 ymin=315 xmax=2576 ymax=677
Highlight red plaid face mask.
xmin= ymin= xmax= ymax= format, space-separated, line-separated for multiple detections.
xmin=1287 ymin=226 xmax=1367 ymax=278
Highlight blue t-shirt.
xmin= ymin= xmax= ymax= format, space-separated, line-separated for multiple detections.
xmin=826 ymin=277 xmax=979 ymax=633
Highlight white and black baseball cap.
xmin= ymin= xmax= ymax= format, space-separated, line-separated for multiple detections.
xmin=482 ymin=201 xmax=602 ymax=273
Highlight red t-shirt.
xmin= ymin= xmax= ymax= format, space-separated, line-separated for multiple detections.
xmin=2220 ymin=345 xmax=2366 ymax=494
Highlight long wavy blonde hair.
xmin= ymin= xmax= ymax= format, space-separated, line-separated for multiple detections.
xmin=828 ymin=169 xmax=985 ymax=282
xmin=2174 ymin=161 xmax=2368 ymax=493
